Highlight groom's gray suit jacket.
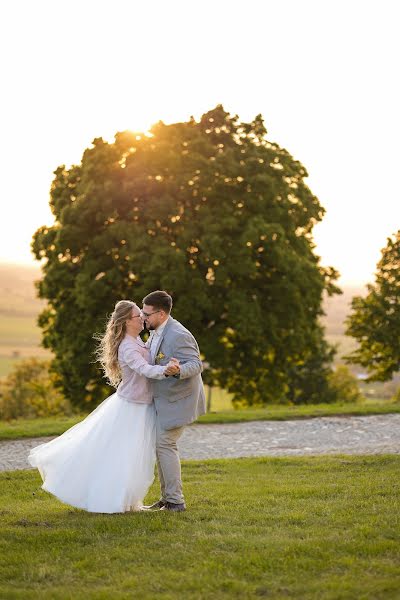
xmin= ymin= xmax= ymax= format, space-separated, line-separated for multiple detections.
xmin=150 ymin=317 xmax=206 ymax=430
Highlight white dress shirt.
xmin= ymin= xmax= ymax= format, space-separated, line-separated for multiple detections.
xmin=149 ymin=318 xmax=169 ymax=361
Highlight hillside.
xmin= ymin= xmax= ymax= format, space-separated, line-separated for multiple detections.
xmin=0 ymin=262 xmax=45 ymax=318
xmin=0 ymin=263 xmax=49 ymax=374
xmin=321 ymin=285 xmax=367 ymax=336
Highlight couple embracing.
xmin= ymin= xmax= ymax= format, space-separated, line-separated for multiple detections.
xmin=29 ymin=290 xmax=206 ymax=513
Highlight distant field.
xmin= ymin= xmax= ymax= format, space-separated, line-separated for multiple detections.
xmin=325 ymin=334 xmax=358 ymax=362
xmin=0 ymin=313 xmax=51 ymax=377
xmin=0 ymin=314 xmax=42 ymax=347
xmin=0 ymin=263 xmax=44 ymax=317
xmin=0 ymin=350 xmax=51 ymax=378
xmin=320 ymin=285 xmax=366 ymax=336
xmin=0 ymin=264 xmax=49 ymax=376
xmin=0 ymin=357 xmax=21 ymax=378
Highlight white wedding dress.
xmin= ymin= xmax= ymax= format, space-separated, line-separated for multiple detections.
xmin=28 ymin=394 xmax=156 ymax=513
xmin=28 ymin=334 xmax=166 ymax=514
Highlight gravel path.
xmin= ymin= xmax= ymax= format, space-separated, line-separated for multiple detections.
xmin=1 ymin=414 xmax=399 ymax=472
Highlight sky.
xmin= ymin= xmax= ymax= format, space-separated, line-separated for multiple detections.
xmin=0 ymin=0 xmax=399 ymax=285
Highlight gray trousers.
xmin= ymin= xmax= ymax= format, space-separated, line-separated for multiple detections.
xmin=156 ymin=419 xmax=185 ymax=504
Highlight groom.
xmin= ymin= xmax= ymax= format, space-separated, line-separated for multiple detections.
xmin=142 ymin=290 xmax=206 ymax=512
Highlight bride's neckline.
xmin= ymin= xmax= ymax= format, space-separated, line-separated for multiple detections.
xmin=125 ymin=333 xmax=143 ymax=344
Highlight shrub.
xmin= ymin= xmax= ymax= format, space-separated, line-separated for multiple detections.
xmin=0 ymin=358 xmax=72 ymax=420
xmin=328 ymin=365 xmax=363 ymax=404
xmin=391 ymin=386 xmax=400 ymax=403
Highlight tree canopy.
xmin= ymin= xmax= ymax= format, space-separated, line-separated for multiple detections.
xmin=345 ymin=231 xmax=400 ymax=381
xmin=32 ymin=105 xmax=340 ymax=408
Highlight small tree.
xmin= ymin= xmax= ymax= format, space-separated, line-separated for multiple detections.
xmin=391 ymin=385 xmax=400 ymax=403
xmin=345 ymin=231 xmax=400 ymax=381
xmin=328 ymin=365 xmax=363 ymax=404
xmin=286 ymin=328 xmax=338 ymax=404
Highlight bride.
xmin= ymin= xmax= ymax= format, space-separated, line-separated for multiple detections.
xmin=28 ymin=300 xmax=179 ymax=513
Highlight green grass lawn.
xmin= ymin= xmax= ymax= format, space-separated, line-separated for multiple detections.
xmin=201 ymin=399 xmax=400 ymax=424
xmin=0 ymin=456 xmax=399 ymax=599
xmin=1 ymin=400 xmax=399 ymax=441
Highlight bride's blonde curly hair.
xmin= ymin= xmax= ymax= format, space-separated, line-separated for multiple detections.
xmin=94 ymin=300 xmax=138 ymax=388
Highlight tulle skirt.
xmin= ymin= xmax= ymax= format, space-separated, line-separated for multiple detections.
xmin=28 ymin=393 xmax=156 ymax=513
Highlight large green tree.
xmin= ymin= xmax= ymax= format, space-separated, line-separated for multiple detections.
xmin=32 ymin=105 xmax=340 ymax=408
xmin=345 ymin=231 xmax=400 ymax=380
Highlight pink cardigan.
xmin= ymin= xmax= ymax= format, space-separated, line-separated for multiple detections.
xmin=117 ymin=335 xmax=166 ymax=403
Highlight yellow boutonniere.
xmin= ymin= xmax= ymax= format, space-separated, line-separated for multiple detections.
xmin=156 ymin=352 xmax=165 ymax=364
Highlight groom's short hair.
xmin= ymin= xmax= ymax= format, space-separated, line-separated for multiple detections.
xmin=143 ymin=290 xmax=173 ymax=313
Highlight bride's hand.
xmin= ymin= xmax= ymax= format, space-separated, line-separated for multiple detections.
xmin=164 ymin=358 xmax=180 ymax=376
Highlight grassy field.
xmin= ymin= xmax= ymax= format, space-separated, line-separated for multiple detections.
xmin=0 ymin=456 xmax=399 ymax=599
xmin=1 ymin=399 xmax=399 ymax=441
xmin=0 ymin=313 xmax=51 ymax=377
xmin=0 ymin=314 xmax=42 ymax=347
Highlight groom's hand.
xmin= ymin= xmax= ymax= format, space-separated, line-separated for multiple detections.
xmin=164 ymin=358 xmax=180 ymax=376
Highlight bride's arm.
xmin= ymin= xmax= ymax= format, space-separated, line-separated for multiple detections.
xmin=121 ymin=346 xmax=167 ymax=379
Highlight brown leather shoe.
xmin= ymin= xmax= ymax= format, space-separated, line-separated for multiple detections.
xmin=141 ymin=499 xmax=166 ymax=510
xmin=160 ymin=502 xmax=186 ymax=512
